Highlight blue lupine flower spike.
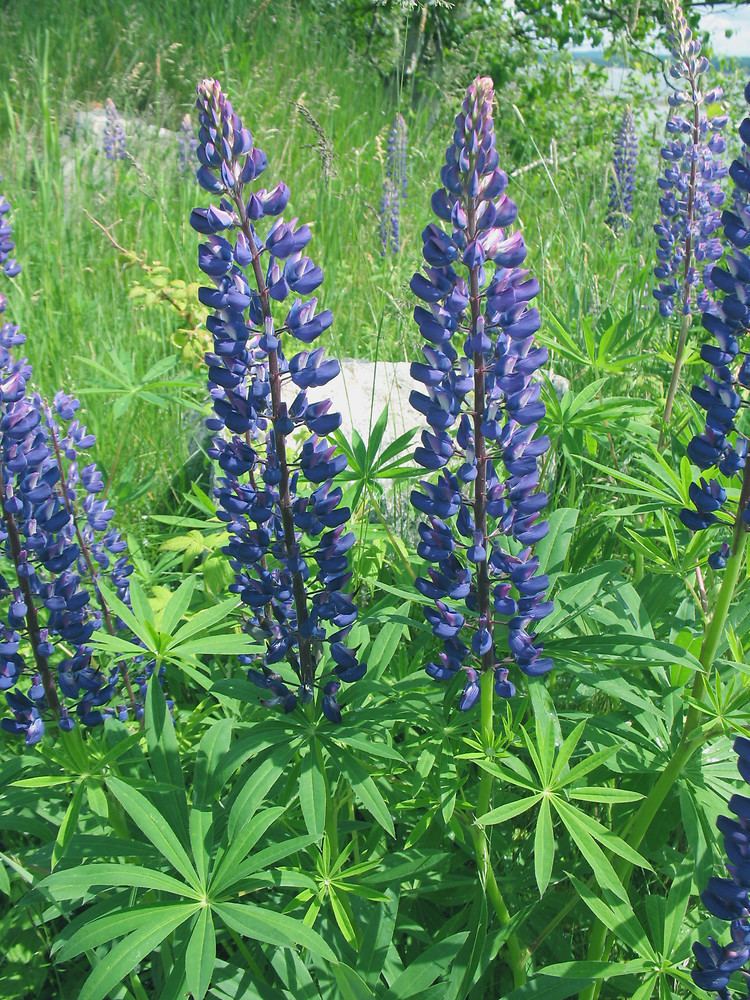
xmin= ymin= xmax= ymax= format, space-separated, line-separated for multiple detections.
xmin=680 ymin=79 xmax=750 ymax=567
xmin=692 ymin=736 xmax=750 ymax=998
xmin=103 ymin=98 xmax=127 ymax=161
xmin=653 ymin=0 xmax=727 ymax=320
xmin=191 ymin=78 xmax=363 ymax=721
xmin=379 ymin=113 xmax=407 ymax=255
xmin=408 ymin=76 xmax=552 ymax=711
xmin=606 ymin=107 xmax=638 ymax=232
xmin=0 ymin=195 xmax=139 ymax=741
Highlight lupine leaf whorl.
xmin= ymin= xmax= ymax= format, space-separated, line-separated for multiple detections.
xmin=653 ymin=0 xmax=728 ymax=318
xmin=0 ymin=196 xmax=138 ymax=743
xmin=691 ymin=736 xmax=750 ymax=998
xmin=408 ymin=76 xmax=552 ymax=712
xmin=191 ymin=78 xmax=363 ymax=723
xmin=680 ymin=80 xmax=750 ymax=569
xmin=606 ymin=107 xmax=638 ymax=232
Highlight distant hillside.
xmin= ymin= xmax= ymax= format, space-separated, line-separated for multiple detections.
xmin=572 ymin=48 xmax=750 ymax=70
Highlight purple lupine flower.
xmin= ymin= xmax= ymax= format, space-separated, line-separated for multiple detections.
xmin=178 ymin=113 xmax=199 ymax=175
xmin=680 ymin=80 xmax=750 ymax=566
xmin=0 ymin=196 xmax=139 ymax=741
xmin=691 ymin=736 xmax=750 ymax=998
xmin=379 ymin=177 xmax=398 ymax=256
xmin=379 ymin=113 xmax=408 ymax=256
xmin=191 ymin=78 xmax=363 ymax=722
xmin=408 ymin=76 xmax=551 ymax=711
xmin=653 ymin=0 xmax=727 ymax=319
xmin=0 ymin=196 xmax=20 ymax=279
xmin=103 ymin=98 xmax=127 ymax=161
xmin=606 ymin=107 xmax=638 ymax=232
xmin=387 ymin=113 xmax=408 ymax=203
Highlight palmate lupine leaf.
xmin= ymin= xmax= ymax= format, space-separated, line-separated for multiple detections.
xmin=38 ymin=680 xmax=333 ymax=999
xmin=477 ymin=692 xmax=652 ymax=901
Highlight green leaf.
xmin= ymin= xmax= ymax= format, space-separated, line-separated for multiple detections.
xmin=339 ymin=751 xmax=394 ymax=837
xmin=331 ymin=963 xmax=376 ymax=999
xmin=570 ymin=875 xmax=656 ymax=960
xmin=529 ymin=681 xmax=560 ymax=784
xmin=106 ymin=776 xmax=201 ymax=889
xmin=553 ymin=800 xmax=627 ymax=901
xmin=57 ymin=904 xmax=196 ymax=961
xmin=213 ymin=902 xmax=335 ymax=961
xmin=193 ymin=719 xmax=233 ymax=809
xmin=536 ymin=960 xmax=651 ymax=981
xmin=128 ymin=577 xmax=156 ymax=630
xmin=79 ymin=905 xmax=195 ymax=1000
xmin=329 ymin=886 xmax=357 ymax=944
xmin=185 ymin=906 xmax=216 ymax=1000
xmin=366 ymin=602 xmax=411 ymax=682
xmin=568 ymin=787 xmax=644 ymax=804
xmin=170 ymin=634 xmax=258 ymax=657
xmin=534 ymin=507 xmax=578 ymax=584
xmin=52 ymin=780 xmax=86 ymax=869
xmin=38 ymin=863 xmax=193 ymax=900
xmin=558 ymin=800 xmax=652 ymax=871
xmin=534 ymin=797 xmax=555 ymax=896
xmin=167 ymin=596 xmax=241 ymax=648
xmin=159 ymin=576 xmax=198 ymax=635
xmin=384 ymin=933 xmax=468 ymax=999
xmin=145 ymin=674 xmax=190 ymax=843
xmin=299 ymin=745 xmax=326 ymax=839
xmin=480 ymin=794 xmax=542 ymax=826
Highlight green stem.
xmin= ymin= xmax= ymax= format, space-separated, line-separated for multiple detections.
xmin=659 ymin=311 xmax=691 ymax=449
xmin=472 ymin=670 xmax=527 ymax=988
xmin=580 ymin=532 xmax=748 ymax=1000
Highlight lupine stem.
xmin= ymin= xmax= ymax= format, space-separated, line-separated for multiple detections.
xmin=0 ymin=467 xmax=61 ymax=715
xmin=472 ymin=668 xmax=527 ymax=988
xmin=581 ymin=517 xmax=748 ymax=1000
xmin=659 ymin=311 xmax=692 ymax=447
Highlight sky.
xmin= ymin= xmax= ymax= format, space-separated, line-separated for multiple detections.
xmin=702 ymin=3 xmax=750 ymax=56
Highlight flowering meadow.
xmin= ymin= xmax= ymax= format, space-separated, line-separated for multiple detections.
xmin=1 ymin=0 xmax=750 ymax=997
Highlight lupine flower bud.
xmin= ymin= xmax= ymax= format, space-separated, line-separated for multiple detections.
xmin=103 ymin=98 xmax=127 ymax=162
xmin=606 ymin=107 xmax=638 ymax=232
xmin=0 ymin=195 xmax=139 ymax=742
xmin=653 ymin=0 xmax=727 ymax=318
xmin=191 ymin=79 xmax=363 ymax=721
xmin=681 ymin=80 xmax=750 ymax=565
xmin=692 ymin=736 xmax=750 ymax=996
xmin=408 ymin=77 xmax=552 ymax=711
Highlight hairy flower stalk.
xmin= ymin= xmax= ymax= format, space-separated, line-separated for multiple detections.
xmin=191 ymin=79 xmax=363 ymax=721
xmin=0 ymin=197 xmax=138 ymax=743
xmin=606 ymin=107 xmax=637 ymax=232
xmin=408 ymin=75 xmax=551 ymax=987
xmin=103 ymin=98 xmax=127 ymax=161
xmin=691 ymin=737 xmax=750 ymax=998
xmin=654 ymin=0 xmax=727 ymax=441
xmin=582 ymin=81 xmax=750 ymax=999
